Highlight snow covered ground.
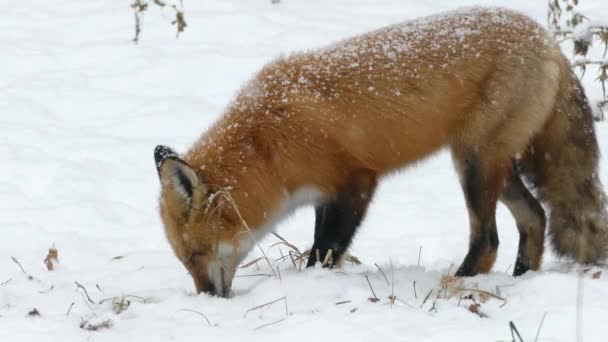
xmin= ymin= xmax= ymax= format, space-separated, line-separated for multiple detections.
xmin=2 ymin=0 xmax=607 ymax=341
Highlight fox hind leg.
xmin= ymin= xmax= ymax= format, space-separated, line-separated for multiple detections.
xmin=500 ymin=171 xmax=546 ymax=276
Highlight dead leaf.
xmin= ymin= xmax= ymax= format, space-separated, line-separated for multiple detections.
xmin=44 ymin=245 xmax=58 ymax=271
xmin=80 ymin=318 xmax=113 ymax=331
xmin=27 ymin=308 xmax=40 ymax=317
xmin=592 ymin=271 xmax=602 ymax=279
xmin=467 ymin=303 xmax=487 ymax=318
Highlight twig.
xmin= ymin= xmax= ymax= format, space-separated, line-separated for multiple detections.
xmin=74 ymin=282 xmax=95 ymax=304
xmin=364 ymin=275 xmax=379 ymax=302
xmin=11 ymin=257 xmax=32 ymax=279
xmin=244 ymin=296 xmax=287 ymax=318
xmin=79 ymin=292 xmax=96 ymax=316
xmin=413 ymin=281 xmax=418 ymax=299
xmin=66 ymin=302 xmax=75 ymax=316
xmin=1 ymin=278 xmax=12 ymax=286
xmin=374 ymin=263 xmax=390 ymax=286
xmin=509 ymin=321 xmax=525 ymax=342
xmin=417 ymin=246 xmax=422 ymax=266
xmin=389 ymin=260 xmax=396 ymax=307
xmin=395 ymin=297 xmax=414 ymax=308
xmin=254 ymin=318 xmax=286 ymax=331
xmin=335 ymin=300 xmax=352 ymax=305
xmin=177 ymin=309 xmax=212 ymax=326
xmin=38 ymin=285 xmax=55 ymax=294
xmin=535 ymin=312 xmax=548 ymax=342
xmin=420 ymin=289 xmax=433 ymax=308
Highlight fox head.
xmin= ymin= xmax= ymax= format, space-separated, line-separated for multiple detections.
xmin=154 ymin=145 xmax=246 ymax=297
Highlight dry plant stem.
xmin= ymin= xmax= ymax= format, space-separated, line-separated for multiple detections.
xmin=374 ymin=263 xmax=390 ymax=286
xmin=243 ymin=296 xmax=287 ymax=318
xmin=38 ymin=285 xmax=54 ymax=294
xmin=413 ymin=281 xmax=418 ymax=299
xmin=74 ymin=282 xmax=95 ymax=304
xmin=98 ymin=295 xmax=148 ymax=305
xmin=364 ymin=276 xmax=379 ymax=301
xmin=79 ymin=292 xmax=96 ymax=316
xmin=509 ymin=321 xmax=524 ymax=342
xmin=66 ymin=302 xmax=75 ymax=316
xmin=11 ymin=257 xmax=28 ymax=276
xmin=1 ymin=278 xmax=12 ymax=286
xmin=420 ymin=289 xmax=433 ymax=308
xmin=335 ymin=300 xmax=352 ymax=305
xmin=271 ymin=233 xmax=302 ymax=254
xmin=218 ymin=191 xmax=277 ymax=277
xmin=417 ymin=246 xmax=422 ymax=266
xmin=240 ymin=257 xmax=263 ymax=269
xmin=235 ymin=273 xmax=273 ymax=278
xmin=254 ymin=318 xmax=286 ymax=331
xmin=177 ymin=309 xmax=212 ymax=326
xmin=535 ymin=312 xmax=548 ymax=342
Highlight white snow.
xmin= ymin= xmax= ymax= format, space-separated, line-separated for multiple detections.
xmin=1 ymin=1 xmax=607 ymax=341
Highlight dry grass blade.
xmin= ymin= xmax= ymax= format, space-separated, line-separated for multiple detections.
xmin=177 ymin=309 xmax=212 ymax=326
xmin=244 ymin=296 xmax=287 ymax=318
xmin=75 ymin=282 xmax=95 ymax=304
xmin=239 ymin=257 xmax=264 ymax=269
xmin=235 ymin=273 xmax=273 ymax=278
xmin=535 ymin=312 xmax=548 ymax=342
xmin=365 ymin=275 xmax=379 ymax=302
xmin=452 ymin=287 xmax=507 ymax=307
xmin=66 ymin=302 xmax=75 ymax=316
xmin=335 ymin=300 xmax=352 ymax=305
xmin=11 ymin=256 xmax=33 ymax=280
xmin=217 ymin=191 xmax=276 ymax=277
xmin=420 ymin=289 xmax=433 ymax=308
xmin=271 ymin=232 xmax=302 ymax=254
xmin=374 ymin=263 xmax=390 ymax=286
xmin=344 ymin=254 xmax=362 ymax=265
xmin=254 ymin=318 xmax=286 ymax=331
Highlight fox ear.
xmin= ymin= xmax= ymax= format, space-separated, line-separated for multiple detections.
xmin=154 ymin=145 xmax=203 ymax=213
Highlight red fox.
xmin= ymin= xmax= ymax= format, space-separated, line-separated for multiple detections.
xmin=154 ymin=7 xmax=608 ymax=296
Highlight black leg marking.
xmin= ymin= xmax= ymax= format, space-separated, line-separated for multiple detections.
xmin=454 ymin=152 xmax=501 ymax=277
xmin=500 ymin=172 xmax=546 ymax=277
xmin=306 ymin=171 xmax=377 ymax=268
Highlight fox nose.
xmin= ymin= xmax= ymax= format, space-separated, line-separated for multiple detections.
xmin=191 ymin=263 xmax=232 ymax=298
